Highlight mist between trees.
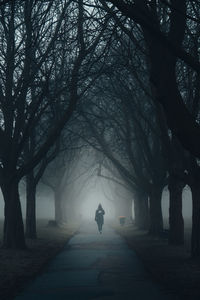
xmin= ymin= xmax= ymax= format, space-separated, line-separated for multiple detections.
xmin=0 ymin=0 xmax=200 ymax=258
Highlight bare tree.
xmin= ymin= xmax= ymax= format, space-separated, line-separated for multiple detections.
xmin=79 ymin=68 xmax=167 ymax=235
xmin=0 ymin=0 xmax=109 ymax=248
xmin=98 ymin=0 xmax=200 ymax=158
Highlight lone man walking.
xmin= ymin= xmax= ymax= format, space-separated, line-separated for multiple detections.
xmin=95 ymin=204 xmax=105 ymax=234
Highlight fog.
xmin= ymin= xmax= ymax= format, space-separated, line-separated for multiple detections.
xmin=162 ymin=186 xmax=192 ymax=227
xmin=0 ymin=148 xmax=193 ymax=226
xmin=78 ymin=185 xmax=115 ymax=220
xmin=0 ymin=188 xmax=54 ymax=220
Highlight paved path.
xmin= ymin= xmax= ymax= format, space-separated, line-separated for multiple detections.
xmin=15 ymin=223 xmax=178 ymax=300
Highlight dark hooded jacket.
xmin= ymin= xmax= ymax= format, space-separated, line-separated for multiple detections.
xmin=95 ymin=204 xmax=105 ymax=225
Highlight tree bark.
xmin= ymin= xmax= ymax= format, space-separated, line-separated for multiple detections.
xmin=1 ymin=180 xmax=26 ymax=249
xmin=149 ymin=186 xmax=163 ymax=235
xmin=190 ymin=184 xmax=200 ymax=258
xmin=134 ymin=190 xmax=149 ymax=230
xmin=26 ymin=172 xmax=37 ymax=239
xmin=168 ymin=174 xmax=184 ymax=245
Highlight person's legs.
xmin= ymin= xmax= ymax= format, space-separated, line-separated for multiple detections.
xmin=97 ymin=222 xmax=102 ymax=233
xmin=99 ymin=223 xmax=103 ymax=233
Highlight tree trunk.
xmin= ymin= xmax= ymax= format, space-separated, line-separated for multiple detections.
xmin=190 ymin=184 xmax=200 ymax=258
xmin=168 ymin=174 xmax=184 ymax=245
xmin=1 ymin=180 xmax=26 ymax=249
xmin=149 ymin=186 xmax=163 ymax=235
xmin=26 ymin=172 xmax=37 ymax=239
xmin=134 ymin=190 xmax=149 ymax=230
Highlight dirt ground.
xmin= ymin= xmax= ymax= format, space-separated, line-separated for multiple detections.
xmin=115 ymin=223 xmax=200 ymax=300
xmin=0 ymin=219 xmax=78 ymax=300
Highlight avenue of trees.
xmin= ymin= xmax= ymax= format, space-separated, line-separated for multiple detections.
xmin=74 ymin=0 xmax=200 ymax=257
xmin=0 ymin=0 xmax=200 ymax=260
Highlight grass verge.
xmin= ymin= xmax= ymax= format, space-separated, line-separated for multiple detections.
xmin=115 ymin=224 xmax=200 ymax=300
xmin=0 ymin=219 xmax=79 ymax=300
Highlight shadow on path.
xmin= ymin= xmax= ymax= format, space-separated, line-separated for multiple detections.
xmin=15 ymin=222 xmax=179 ymax=300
